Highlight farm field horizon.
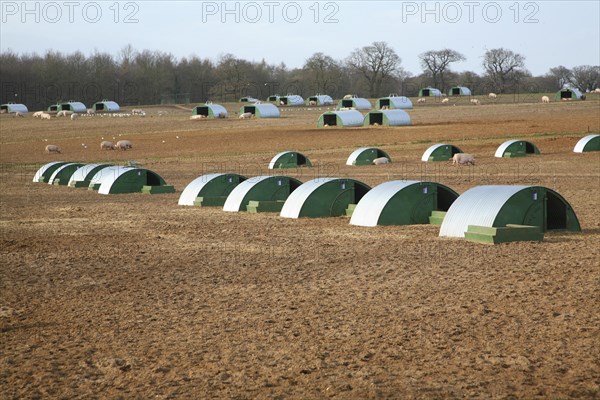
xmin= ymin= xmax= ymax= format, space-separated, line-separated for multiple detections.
xmin=1 ymin=98 xmax=599 ymax=399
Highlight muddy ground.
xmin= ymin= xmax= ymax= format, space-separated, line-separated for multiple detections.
xmin=1 ymin=98 xmax=599 ymax=399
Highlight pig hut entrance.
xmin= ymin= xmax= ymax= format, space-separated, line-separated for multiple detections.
xmin=546 ymin=192 xmax=567 ymax=230
xmin=379 ymin=99 xmax=390 ymax=107
xmin=96 ymin=103 xmax=106 ymax=111
xmin=323 ymin=114 xmax=338 ymax=126
xmin=145 ymin=171 xmax=162 ymax=186
xmin=437 ymin=186 xmax=457 ymax=211
xmin=421 ymin=89 xmax=431 ymax=96
xmin=368 ymin=113 xmax=384 ymax=125
xmin=243 ymin=106 xmax=256 ymax=115
xmin=341 ymin=99 xmax=354 ymax=107
xmin=195 ymin=106 xmax=209 ymax=117
xmin=559 ymin=90 xmax=572 ymax=99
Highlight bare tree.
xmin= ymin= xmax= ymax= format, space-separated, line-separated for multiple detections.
xmin=482 ymin=48 xmax=527 ymax=93
xmin=418 ymin=49 xmax=465 ymax=92
xmin=346 ymin=41 xmax=402 ymax=97
xmin=569 ymin=65 xmax=600 ymax=92
xmin=547 ymin=65 xmax=572 ymax=90
xmin=302 ymin=52 xmax=342 ymax=95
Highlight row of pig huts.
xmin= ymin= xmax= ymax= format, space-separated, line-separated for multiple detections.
xmin=175 ymin=174 xmax=582 ymax=244
xmin=33 ymin=162 xmax=175 ymax=194
xmin=2 ymin=87 xmax=589 ymax=116
xmin=416 ymin=87 xmax=585 ymax=100
xmin=0 ymin=100 xmax=120 ymax=114
xmin=32 ymin=159 xmax=582 ymax=244
xmin=245 ymin=136 xmax=600 ymax=171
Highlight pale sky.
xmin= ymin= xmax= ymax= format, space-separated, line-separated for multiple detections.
xmin=1 ymin=0 xmax=599 ymax=75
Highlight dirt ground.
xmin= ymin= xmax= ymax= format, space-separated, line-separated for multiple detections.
xmin=1 ymin=98 xmax=599 ymax=399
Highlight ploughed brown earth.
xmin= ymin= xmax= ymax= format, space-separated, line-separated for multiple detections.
xmin=1 ymin=97 xmax=599 ymax=399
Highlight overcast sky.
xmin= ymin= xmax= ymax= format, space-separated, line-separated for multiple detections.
xmin=1 ymin=1 xmax=598 ymax=75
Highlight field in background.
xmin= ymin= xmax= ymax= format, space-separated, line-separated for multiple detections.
xmin=1 ymin=97 xmax=599 ymax=399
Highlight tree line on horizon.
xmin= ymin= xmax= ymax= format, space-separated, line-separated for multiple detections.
xmin=1 ymin=42 xmax=598 ymax=109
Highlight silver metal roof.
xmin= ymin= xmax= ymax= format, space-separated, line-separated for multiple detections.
xmin=33 ymin=162 xmax=64 ymax=182
xmin=60 ymin=101 xmax=87 ymax=112
xmin=495 ymin=140 xmax=525 ymax=157
xmin=421 ymin=144 xmax=452 ymax=161
xmin=223 ymin=176 xmax=272 ymax=212
xmin=336 ymin=98 xmax=372 ymax=110
xmin=421 ymin=87 xmax=443 ymax=96
xmin=451 ymin=86 xmax=472 ymax=96
xmin=439 ymin=185 xmax=529 ymax=238
xmin=280 ymin=178 xmax=337 ymax=219
xmin=1 ymin=103 xmax=28 ymax=113
xmin=321 ymin=110 xmax=364 ymax=127
xmin=369 ymin=109 xmax=411 ymax=126
xmin=350 ymin=180 xmax=420 ymax=227
xmin=378 ymin=96 xmax=413 ymax=109
xmin=68 ymin=164 xmax=110 ymax=185
xmin=346 ymin=147 xmax=388 ymax=165
xmin=240 ymin=103 xmax=280 ymax=118
xmin=97 ymin=167 xmax=138 ymax=194
xmin=178 ymin=173 xmax=226 ymax=206
xmin=281 ymin=95 xmax=304 ymax=106
xmin=574 ymin=134 xmax=600 ymax=153
xmin=94 ymin=100 xmax=120 ymax=112
xmin=268 ymin=151 xmax=291 ymax=169
xmin=307 ymin=95 xmax=334 ymax=105
xmin=206 ymin=103 xmax=228 ymax=117
xmin=47 ymin=163 xmax=80 ymax=185
xmin=560 ymin=87 xmax=583 ymax=99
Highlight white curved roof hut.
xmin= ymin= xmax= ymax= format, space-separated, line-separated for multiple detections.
xmin=92 ymin=100 xmax=120 ymax=113
xmin=555 ymin=87 xmax=584 ymax=100
xmin=0 ymin=103 xmax=28 ymax=113
xmin=573 ymin=134 xmax=600 ymax=153
xmin=336 ymin=97 xmax=372 ymax=110
xmin=239 ymin=96 xmax=259 ymax=103
xmin=223 ymin=176 xmax=302 ymax=212
xmin=306 ymin=95 xmax=334 ymax=106
xmin=178 ymin=173 xmax=246 ymax=206
xmin=68 ymin=164 xmax=112 ymax=187
xmin=363 ymin=109 xmax=411 ymax=126
xmin=450 ymin=86 xmax=471 ymax=96
xmin=33 ymin=162 xmax=69 ymax=183
xmin=279 ymin=94 xmax=304 ymax=106
xmin=47 ymin=163 xmax=85 ymax=185
xmin=280 ymin=178 xmax=371 ymax=218
xmin=88 ymin=166 xmax=132 ymax=189
xmin=418 ymin=87 xmax=443 ymax=97
xmin=439 ymin=185 xmax=581 ymax=238
xmin=268 ymin=151 xmax=312 ymax=169
xmin=350 ymin=180 xmax=459 ymax=227
xmin=317 ymin=110 xmax=364 ymax=128
xmin=94 ymin=167 xmax=172 ymax=195
xmin=495 ymin=140 xmax=540 ymax=158
xmin=346 ymin=147 xmax=391 ymax=166
xmin=421 ymin=144 xmax=463 ymax=162
xmin=193 ymin=103 xmax=228 ymax=118
xmin=239 ymin=103 xmax=280 ymax=118
xmin=376 ymin=95 xmax=413 ymax=110
xmin=57 ymin=101 xmax=87 ymax=113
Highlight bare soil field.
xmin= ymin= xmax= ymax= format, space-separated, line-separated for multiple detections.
xmin=1 ymin=99 xmax=599 ymax=399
